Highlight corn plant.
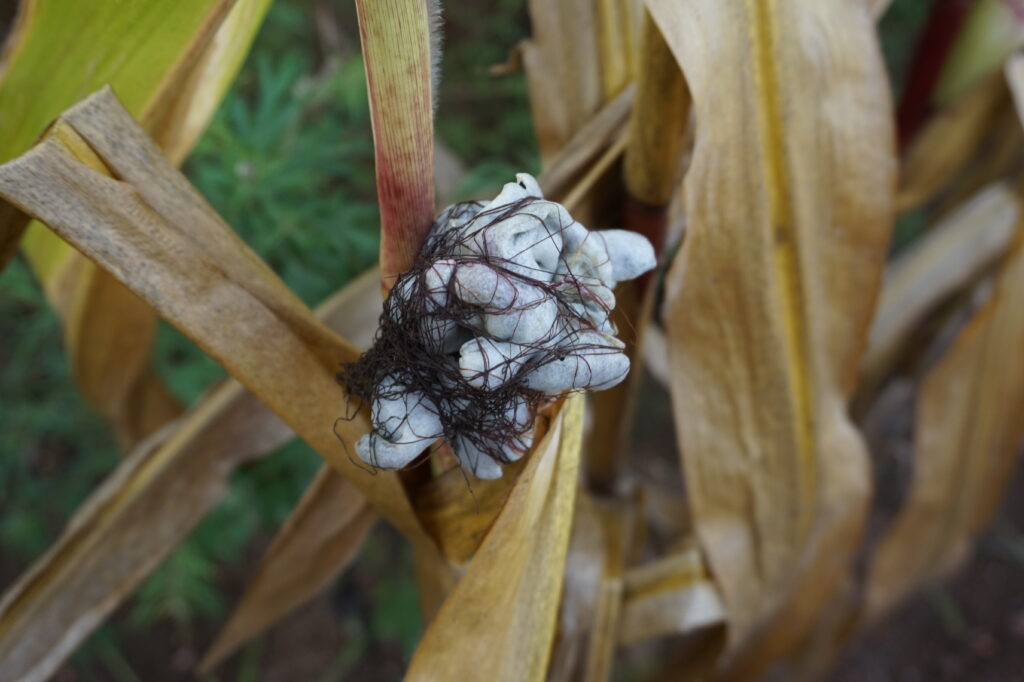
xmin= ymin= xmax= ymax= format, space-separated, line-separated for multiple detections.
xmin=1 ymin=0 xmax=1024 ymax=680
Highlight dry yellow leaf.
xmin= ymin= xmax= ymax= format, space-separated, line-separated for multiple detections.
xmin=863 ymin=183 xmax=1019 ymax=383
xmin=867 ymin=218 xmax=1024 ymax=619
xmin=588 ymin=10 xmax=691 ymax=490
xmin=622 ymin=10 xmax=690 ymax=208
xmin=536 ymin=86 xmax=634 ymax=202
xmin=897 ymin=72 xmax=1006 ymax=212
xmin=201 ymin=271 xmax=415 ymax=669
xmin=650 ymin=0 xmax=896 ymax=670
xmin=582 ymin=499 xmax=632 ymax=681
xmin=405 ymin=395 xmax=584 ymax=682
xmin=412 ymin=458 xmax=527 ymax=564
xmin=618 ymin=546 xmax=724 ymax=647
xmin=595 ymin=0 xmax=637 ymax=99
xmin=522 ymin=0 xmax=605 ymax=160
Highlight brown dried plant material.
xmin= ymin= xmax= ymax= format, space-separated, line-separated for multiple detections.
xmin=582 ymin=498 xmax=633 ymax=680
xmin=0 ymin=89 xmax=434 ymax=549
xmin=621 ymin=10 xmax=690 ymax=210
xmin=200 ymin=268 xmax=384 ymax=669
xmin=200 ymin=467 xmax=376 ymax=671
xmin=536 ymin=86 xmax=635 ymax=202
xmin=412 ymin=458 xmax=529 ymax=563
xmin=523 ymin=0 xmax=605 ymax=161
xmin=650 ymin=0 xmax=896 ymax=671
xmin=587 ymin=9 xmax=692 ymax=490
xmin=618 ymin=544 xmax=724 ymax=646
xmin=595 ymin=0 xmax=639 ymax=99
xmin=897 ymin=71 xmax=1006 ymax=212
xmin=864 ymin=56 xmax=1024 ymax=622
xmin=867 ymin=218 xmax=1024 ymax=620
xmin=0 ymin=268 xmax=384 ymax=682
xmin=863 ymin=183 xmax=1019 ymax=383
xmin=405 ymin=395 xmax=584 ymax=682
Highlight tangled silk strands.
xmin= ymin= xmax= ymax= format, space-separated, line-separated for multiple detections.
xmin=338 ymin=196 xmax=623 ymax=470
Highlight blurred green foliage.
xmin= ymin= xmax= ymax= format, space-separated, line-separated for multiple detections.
xmin=879 ymin=0 xmax=932 ymax=95
xmin=0 ymin=257 xmax=119 ymax=561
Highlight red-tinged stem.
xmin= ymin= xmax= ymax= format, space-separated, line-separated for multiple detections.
xmin=897 ymin=0 xmax=976 ymax=148
xmin=355 ymin=0 xmax=436 ymax=289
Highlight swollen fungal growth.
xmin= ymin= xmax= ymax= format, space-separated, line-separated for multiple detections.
xmin=339 ymin=173 xmax=656 ymax=479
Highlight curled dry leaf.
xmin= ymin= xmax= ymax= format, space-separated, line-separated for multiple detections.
xmin=405 ymin=395 xmax=584 ymax=682
xmin=867 ymin=218 xmax=1024 ymax=619
xmin=515 ymin=0 xmax=641 ymax=167
xmin=0 ymin=89 xmax=436 ymax=549
xmin=595 ymin=0 xmax=640 ymax=99
xmin=201 ymin=268 xmax=384 ymax=669
xmin=865 ymin=54 xmax=1024 ymax=621
xmin=863 ymin=183 xmax=1019 ymax=383
xmin=522 ymin=0 xmax=605 ymax=161
xmin=621 ymin=10 xmax=690 ymax=210
xmin=0 ymin=267 xmax=385 ymax=682
xmin=200 ymin=467 xmax=376 ymax=671
xmin=412 ymin=458 xmax=529 ymax=564
xmin=897 ymin=71 xmax=1006 ymax=212
xmin=651 ymin=0 xmax=896 ymax=670
xmin=582 ymin=498 xmax=633 ymax=681
xmin=536 ymin=86 xmax=635 ymax=202
xmin=618 ymin=545 xmax=724 ymax=647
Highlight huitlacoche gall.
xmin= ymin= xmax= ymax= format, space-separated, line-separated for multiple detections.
xmin=341 ymin=173 xmax=656 ymax=479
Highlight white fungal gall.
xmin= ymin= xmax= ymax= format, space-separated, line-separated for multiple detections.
xmin=597 ymin=230 xmax=657 ymax=283
xmin=453 ymin=263 xmax=558 ymax=344
xmin=458 ymin=337 xmax=526 ymax=389
xmin=452 ymin=437 xmax=504 ymax=480
xmin=354 ymin=377 xmax=442 ymax=468
xmin=341 ymin=173 xmax=657 ymax=480
xmin=526 ymin=332 xmax=629 ymax=393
